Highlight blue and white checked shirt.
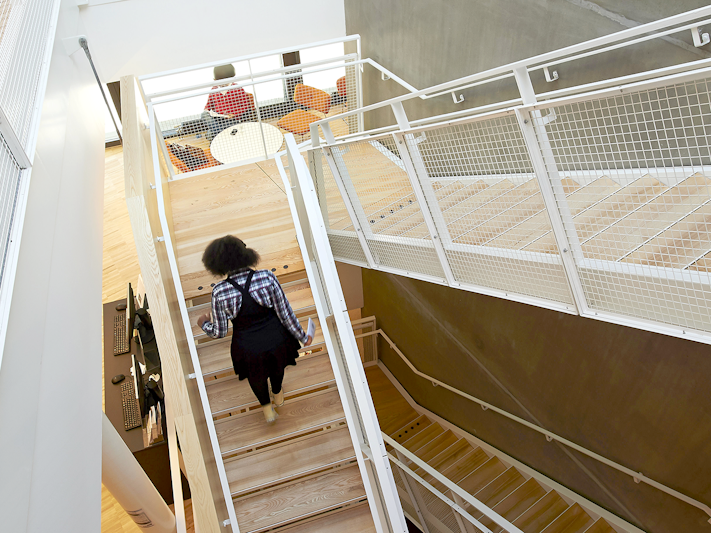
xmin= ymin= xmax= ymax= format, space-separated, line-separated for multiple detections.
xmin=200 ymin=269 xmax=308 ymax=342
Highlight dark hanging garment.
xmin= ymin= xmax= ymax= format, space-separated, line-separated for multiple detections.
xmin=225 ymin=270 xmax=300 ymax=383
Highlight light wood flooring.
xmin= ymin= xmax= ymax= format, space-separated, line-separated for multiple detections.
xmin=101 ymin=146 xmax=194 ymax=533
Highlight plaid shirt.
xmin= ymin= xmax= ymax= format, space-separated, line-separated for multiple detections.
xmin=201 ymin=269 xmax=307 ymax=343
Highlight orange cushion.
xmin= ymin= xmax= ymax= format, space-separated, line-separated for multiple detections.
xmin=336 ymin=76 xmax=347 ymax=97
xmin=278 ymin=109 xmax=322 ymax=135
xmin=293 ymin=84 xmax=331 ymax=114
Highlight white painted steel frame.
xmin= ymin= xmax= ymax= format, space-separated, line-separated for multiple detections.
xmin=363 ymin=329 xmax=711 ymax=524
xmin=282 ymin=134 xmax=408 ymax=533
xmin=0 ymin=0 xmax=61 ymax=373
xmin=147 ymin=105 xmax=240 ymax=533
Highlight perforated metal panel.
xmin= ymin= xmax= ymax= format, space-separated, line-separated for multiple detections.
xmin=0 ymin=136 xmax=21 ymax=289
xmin=531 ymin=77 xmax=711 ymax=332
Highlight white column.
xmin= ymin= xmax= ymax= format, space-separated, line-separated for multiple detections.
xmin=102 ymin=413 xmax=177 ymax=533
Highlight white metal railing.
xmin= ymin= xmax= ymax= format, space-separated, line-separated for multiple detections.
xmin=302 ymin=6 xmax=711 ymax=346
xmin=359 ymin=327 xmax=711 ymax=525
xmin=0 ymin=0 xmax=60 ymax=371
xmin=281 ymin=133 xmax=408 ymax=532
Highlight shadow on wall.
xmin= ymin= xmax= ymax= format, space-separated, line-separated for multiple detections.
xmin=362 ymin=269 xmax=711 ymax=533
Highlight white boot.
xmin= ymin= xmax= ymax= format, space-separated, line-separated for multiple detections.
xmin=273 ymin=389 xmax=284 ymax=407
xmin=262 ymin=403 xmax=278 ymax=423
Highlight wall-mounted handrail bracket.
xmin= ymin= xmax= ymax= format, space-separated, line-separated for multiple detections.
xmin=692 ymin=26 xmax=710 ymax=47
xmin=381 ymin=71 xmax=391 ymax=81
xmin=451 ymin=92 xmax=465 ymax=104
xmin=544 ymin=66 xmax=559 ymax=82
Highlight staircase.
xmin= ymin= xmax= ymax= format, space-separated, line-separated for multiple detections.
xmin=366 ymin=365 xmax=635 ymax=533
xmin=185 ymin=271 xmax=376 ymax=532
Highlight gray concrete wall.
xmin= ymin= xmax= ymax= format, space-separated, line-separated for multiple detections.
xmin=346 ymin=0 xmax=711 ymax=128
xmin=363 ymin=270 xmax=711 ymax=533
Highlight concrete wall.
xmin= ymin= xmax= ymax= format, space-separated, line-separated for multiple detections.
xmin=80 ymin=0 xmax=347 ymax=81
xmin=0 ymin=1 xmax=105 ymax=531
xmin=363 ymin=270 xmax=711 ymax=533
xmin=345 ymin=0 xmax=711 ymax=128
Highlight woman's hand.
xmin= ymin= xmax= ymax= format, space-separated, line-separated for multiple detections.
xmin=304 ymin=335 xmax=313 ymax=346
xmin=197 ymin=313 xmax=211 ymax=328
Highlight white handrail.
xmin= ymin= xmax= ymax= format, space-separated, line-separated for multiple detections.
xmin=365 ymin=329 xmax=711 ymax=523
xmin=384 ymin=434 xmax=523 ymax=533
xmin=311 ymin=5 xmax=711 ymax=132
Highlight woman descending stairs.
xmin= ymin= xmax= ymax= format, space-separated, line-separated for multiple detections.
xmin=366 ymin=366 xmax=628 ymax=533
xmin=186 ymin=271 xmax=376 ymax=532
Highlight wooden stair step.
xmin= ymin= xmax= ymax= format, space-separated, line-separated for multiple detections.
xmin=233 ymin=465 xmax=366 ymax=533
xmin=540 ymin=503 xmax=594 ymax=533
xmin=583 ymin=174 xmax=711 ymax=261
xmin=402 ymin=423 xmax=445 ymax=453
xmin=225 ymin=425 xmax=355 ymax=496
xmin=487 ymin=478 xmax=548 ymax=533
xmin=524 ymin=176 xmax=666 ymax=254
xmin=425 ymin=439 xmax=476 ymax=473
xmin=278 ymin=503 xmax=376 ymax=533
xmin=389 ymin=414 xmax=432 ymax=445
xmin=413 ymin=429 xmax=458 ymax=465
xmin=198 ymin=317 xmax=325 ymax=377
xmin=624 ymin=200 xmax=711 ymax=268
xmin=470 ymin=467 xmax=526 ymax=514
xmin=437 ymin=445 xmax=489 ymax=484
xmin=215 ymin=388 xmax=345 ymax=456
xmin=458 ymin=456 xmax=508 ymax=494
xmin=580 ymin=518 xmax=615 ymax=533
xmin=513 ymin=490 xmax=569 ymax=533
xmin=463 ymin=177 xmax=578 ymax=246
xmin=450 ymin=180 xmax=540 ymax=241
xmin=689 ymin=250 xmax=711 ymax=272
xmin=489 ymin=177 xmax=619 ymax=250
xmin=207 ymin=352 xmax=335 ymax=415
xmin=402 ymin=181 xmax=492 ymax=239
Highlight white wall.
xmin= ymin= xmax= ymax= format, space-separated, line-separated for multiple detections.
xmin=0 ymin=0 xmax=105 ymax=531
xmin=79 ymin=0 xmax=347 ymax=81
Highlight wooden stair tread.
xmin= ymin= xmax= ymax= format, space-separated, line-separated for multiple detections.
xmin=402 ymin=423 xmax=444 ymax=452
xmin=513 ymin=491 xmax=569 ymax=533
xmin=233 ymin=465 xmax=365 ymax=533
xmin=459 ymin=456 xmax=507 ymax=494
xmin=412 ymin=430 xmax=459 ymax=466
xmin=215 ymin=389 xmax=345 ymax=455
xmin=198 ymin=317 xmax=324 ymax=376
xmin=624 ymin=201 xmax=711 ymax=268
xmin=389 ymin=414 xmax=432 ymax=445
xmin=450 ymin=180 xmax=540 ymax=241
xmin=583 ymin=174 xmax=711 ymax=261
xmin=225 ymin=426 xmax=355 ymax=496
xmin=279 ymin=504 xmax=375 ymax=533
xmin=207 ymin=353 xmax=334 ymax=414
xmin=541 ymin=503 xmax=593 ymax=533
xmin=524 ymin=176 xmax=666 ymax=254
xmin=471 ymin=467 xmax=526 ymax=511
xmin=580 ymin=519 xmax=615 ymax=533
xmin=427 ymin=439 xmax=477 ymax=472
xmin=437 ymin=445 xmax=489 ymax=484
xmin=485 ymin=478 xmax=547 ymax=532
xmin=689 ymin=250 xmax=711 ymax=272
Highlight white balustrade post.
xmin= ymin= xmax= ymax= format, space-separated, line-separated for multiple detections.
xmin=512 ymin=67 xmax=589 ymax=314
xmin=393 ymin=451 xmax=431 ymax=533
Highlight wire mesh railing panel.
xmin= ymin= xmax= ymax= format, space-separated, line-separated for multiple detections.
xmin=408 ymin=116 xmax=574 ymax=305
xmin=331 ymin=136 xmax=446 ymax=278
xmin=308 ymin=148 xmax=368 ymax=265
xmin=0 ymin=0 xmax=55 ymax=146
xmin=0 ymin=135 xmax=21 ymax=289
xmin=156 ymin=63 xmax=358 ymax=175
xmin=531 ymin=76 xmax=711 ymax=332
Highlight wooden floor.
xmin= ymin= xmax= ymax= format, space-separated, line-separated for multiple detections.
xmin=169 ymin=159 xmax=305 ymax=299
xmin=101 ymin=146 xmax=194 ymax=533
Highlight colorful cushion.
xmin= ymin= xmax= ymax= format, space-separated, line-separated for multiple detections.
xmin=336 ymin=76 xmax=347 ymax=98
xmin=293 ymin=84 xmax=331 ymax=114
xmin=277 ymin=109 xmax=322 ymax=135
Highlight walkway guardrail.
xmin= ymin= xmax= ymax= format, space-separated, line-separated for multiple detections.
xmin=305 ymin=6 xmax=711 ymax=346
xmin=358 ymin=328 xmax=711 ymax=524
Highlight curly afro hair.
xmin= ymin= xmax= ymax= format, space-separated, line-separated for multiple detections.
xmin=202 ymin=235 xmax=260 ymax=277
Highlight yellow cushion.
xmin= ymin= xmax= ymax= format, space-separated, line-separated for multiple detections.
xmin=293 ymin=84 xmax=331 ymax=114
xmin=278 ymin=109 xmax=322 ymax=135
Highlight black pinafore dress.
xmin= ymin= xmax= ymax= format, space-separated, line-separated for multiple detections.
xmin=225 ymin=270 xmax=300 ymax=382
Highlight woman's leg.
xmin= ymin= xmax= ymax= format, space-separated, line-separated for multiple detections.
xmin=268 ymin=355 xmax=285 ymax=406
xmin=246 ymin=374 xmax=272 ymax=406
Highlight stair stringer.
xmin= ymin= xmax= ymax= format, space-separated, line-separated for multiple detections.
xmin=376 ymin=361 xmax=645 ymax=533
